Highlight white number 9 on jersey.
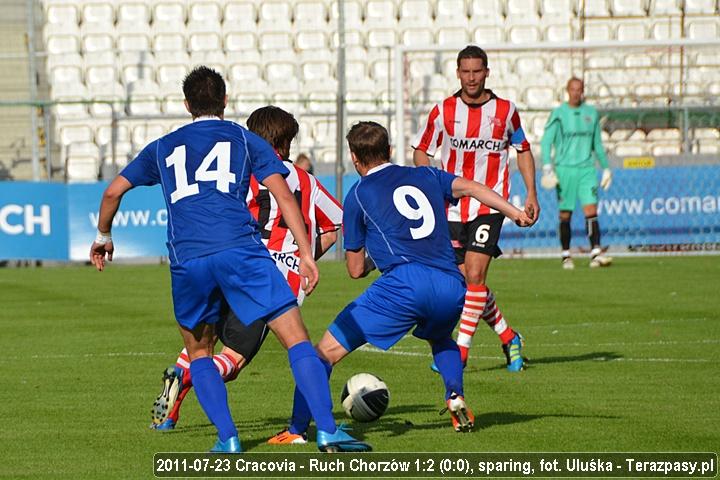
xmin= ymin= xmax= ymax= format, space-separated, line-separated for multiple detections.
xmin=392 ymin=186 xmax=435 ymax=240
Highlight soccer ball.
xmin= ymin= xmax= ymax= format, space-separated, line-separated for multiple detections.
xmin=340 ymin=373 xmax=389 ymax=422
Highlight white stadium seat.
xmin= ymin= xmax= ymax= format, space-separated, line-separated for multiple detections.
xmin=473 ymin=25 xmax=505 ymax=44
xmin=60 ymin=125 xmax=94 ymax=146
xmin=401 ymin=24 xmax=435 ymax=46
xmin=436 ymin=0 xmax=469 ymax=20
xmin=683 ymin=0 xmax=717 ymax=14
xmin=117 ymin=33 xmax=152 ymax=52
xmin=153 ymin=2 xmax=187 ymax=26
xmin=46 ymin=3 xmax=79 ymax=26
xmin=544 ymin=23 xmax=575 ymax=42
xmin=81 ymin=33 xmax=114 ymax=54
xmin=399 ymin=0 xmax=434 ymax=21
xmin=223 ymin=1 xmax=257 ymax=28
xmin=609 ymin=0 xmax=646 ymax=16
xmin=188 ymin=1 xmax=223 ymax=25
xmin=50 ymin=65 xmax=83 ymax=86
xmin=117 ymin=3 xmax=151 ymax=25
xmin=506 ymin=0 xmax=541 ymax=23
xmin=224 ymin=30 xmax=258 ymax=52
xmin=541 ymin=0 xmax=577 ymax=18
xmin=508 ymin=25 xmax=542 ymax=43
xmin=615 ymin=20 xmax=648 ymax=41
xmin=96 ymin=124 xmax=130 ymax=146
xmin=294 ymin=0 xmax=328 ymax=27
xmin=366 ymin=28 xmax=398 ymax=48
xmin=153 ymin=32 xmax=186 ymax=52
xmin=157 ymin=63 xmax=189 ymax=87
xmin=46 ymin=34 xmax=80 ymax=55
xmin=259 ymin=0 xmax=294 ymax=22
xmin=365 ymin=0 xmax=398 ymax=27
xmin=295 ymin=30 xmax=328 ymax=51
xmin=583 ymin=23 xmax=613 ymax=41
xmin=687 ymin=19 xmax=719 ymax=39
xmin=582 ymin=0 xmax=610 ymax=16
xmin=436 ymin=26 xmax=469 ymax=45
xmin=86 ymin=65 xmax=117 ymax=87
xmin=132 ymin=123 xmax=167 ymax=147
xmin=651 ymin=19 xmax=682 ymax=40
xmin=82 ymin=1 xmax=115 ymax=24
xmin=650 ymin=0 xmax=681 ymax=14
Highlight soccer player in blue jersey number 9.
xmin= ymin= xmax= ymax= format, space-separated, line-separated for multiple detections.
xmin=89 ymin=66 xmax=370 ymax=453
xmin=275 ymin=122 xmax=533 ymax=437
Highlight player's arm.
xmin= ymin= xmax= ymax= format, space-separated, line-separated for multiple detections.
xmin=90 ymin=175 xmax=133 ymax=271
xmin=517 ymin=150 xmax=540 ymax=225
xmin=411 ymin=105 xmax=441 ymax=167
xmin=451 ymin=177 xmax=532 ymax=226
xmin=262 ymin=173 xmax=319 ymax=294
xmin=593 ymin=112 xmax=612 ymax=190
xmin=345 ymin=248 xmax=376 ymax=279
xmin=316 ymin=231 xmax=337 ymax=260
xmin=539 ymin=114 xmax=560 ymax=189
xmin=413 ymin=149 xmax=431 ymax=167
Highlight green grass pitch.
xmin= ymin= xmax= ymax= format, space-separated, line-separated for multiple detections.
xmin=0 ymin=257 xmax=718 ymax=478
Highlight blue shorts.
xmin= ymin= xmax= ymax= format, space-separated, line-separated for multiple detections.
xmin=328 ymin=263 xmax=465 ymax=351
xmin=170 ymin=246 xmax=298 ymax=330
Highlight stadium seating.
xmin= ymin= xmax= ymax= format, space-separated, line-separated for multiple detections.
xmin=36 ymin=0 xmax=719 ymax=179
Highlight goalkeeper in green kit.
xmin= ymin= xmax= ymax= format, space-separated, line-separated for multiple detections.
xmin=540 ymin=77 xmax=613 ymax=269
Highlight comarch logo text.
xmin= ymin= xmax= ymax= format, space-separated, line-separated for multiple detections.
xmin=0 ymin=204 xmax=51 ymax=235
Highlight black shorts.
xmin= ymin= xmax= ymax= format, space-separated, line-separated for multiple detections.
xmin=449 ymin=213 xmax=505 ymax=264
xmin=216 ymin=300 xmax=270 ymax=365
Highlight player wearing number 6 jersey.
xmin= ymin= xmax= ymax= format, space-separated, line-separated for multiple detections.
xmin=412 ymin=45 xmax=539 ymax=372
xmin=90 ymin=67 xmax=369 ymax=453
xmin=272 ymin=122 xmax=532 ymax=437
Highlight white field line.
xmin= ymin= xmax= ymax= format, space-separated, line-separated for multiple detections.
xmin=2 ymin=351 xmax=169 ymax=361
xmin=390 ymin=339 xmax=720 ymax=349
xmin=522 ymin=317 xmax=712 ymax=329
xmin=357 ymin=345 xmax=716 ymax=363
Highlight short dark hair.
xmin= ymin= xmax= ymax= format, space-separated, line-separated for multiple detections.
xmin=246 ymin=106 xmax=299 ymax=156
xmin=182 ymin=66 xmax=226 ymax=117
xmin=346 ymin=121 xmax=391 ymax=167
xmin=457 ymin=45 xmax=488 ymax=69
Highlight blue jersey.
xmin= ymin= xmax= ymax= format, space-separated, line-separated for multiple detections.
xmin=120 ymin=118 xmax=288 ymax=264
xmin=343 ymin=164 xmax=462 ymax=280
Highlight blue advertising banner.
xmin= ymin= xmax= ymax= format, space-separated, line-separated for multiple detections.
xmin=501 ymin=165 xmax=720 ymax=249
xmin=0 ymin=182 xmax=68 ymax=260
xmin=67 ymin=183 xmax=167 ymax=261
xmin=1 ymin=165 xmax=718 ymax=260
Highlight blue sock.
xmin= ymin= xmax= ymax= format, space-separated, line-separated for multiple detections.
xmin=289 ymin=356 xmax=332 ymax=435
xmin=288 ymin=341 xmax=336 ymax=434
xmin=190 ymin=357 xmax=238 ymax=441
xmin=432 ymin=338 xmax=464 ymax=400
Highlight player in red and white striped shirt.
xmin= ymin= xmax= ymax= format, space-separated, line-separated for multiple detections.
xmin=412 ymin=45 xmax=540 ymax=372
xmin=151 ymin=106 xmax=342 ymax=432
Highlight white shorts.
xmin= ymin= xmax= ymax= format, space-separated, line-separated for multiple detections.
xmin=269 ymin=250 xmax=306 ymax=307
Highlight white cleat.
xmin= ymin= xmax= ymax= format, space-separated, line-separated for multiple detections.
xmin=589 ymin=253 xmax=613 ymax=268
xmin=562 ymin=257 xmax=575 ymax=270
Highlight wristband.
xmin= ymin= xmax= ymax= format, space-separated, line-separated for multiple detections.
xmin=95 ymin=231 xmax=112 ymax=245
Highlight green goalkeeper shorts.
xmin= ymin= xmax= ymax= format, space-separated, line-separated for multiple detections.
xmin=556 ymin=166 xmax=598 ymax=211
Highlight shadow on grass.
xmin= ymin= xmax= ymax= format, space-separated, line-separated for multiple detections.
xmin=158 ymin=406 xmax=620 ymax=451
xmin=473 ymin=351 xmax=624 ymax=372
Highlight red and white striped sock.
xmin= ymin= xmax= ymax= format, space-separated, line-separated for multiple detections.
xmin=456 ymin=284 xmax=488 ymax=363
xmin=482 ymin=290 xmax=516 ymax=344
xmin=213 ymin=353 xmax=237 ymax=380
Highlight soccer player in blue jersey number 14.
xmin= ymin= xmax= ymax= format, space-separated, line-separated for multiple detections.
xmin=89 ymin=66 xmax=370 ymax=453
xmin=274 ymin=122 xmax=533 ymax=437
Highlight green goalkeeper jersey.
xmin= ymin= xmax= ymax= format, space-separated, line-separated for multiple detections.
xmin=540 ymin=102 xmax=609 ymax=169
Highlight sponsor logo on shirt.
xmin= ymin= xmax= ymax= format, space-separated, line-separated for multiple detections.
xmin=449 ymin=136 xmax=507 ymax=152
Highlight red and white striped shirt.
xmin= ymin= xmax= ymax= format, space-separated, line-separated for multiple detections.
xmin=411 ymin=91 xmax=530 ymax=222
xmin=247 ymin=159 xmax=343 ymax=257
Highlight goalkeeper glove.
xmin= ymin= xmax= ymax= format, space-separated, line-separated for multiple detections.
xmin=600 ymin=168 xmax=612 ymax=190
xmin=540 ymin=164 xmax=558 ymax=189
